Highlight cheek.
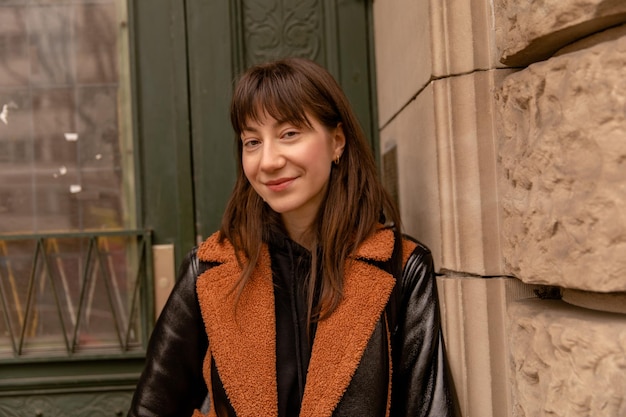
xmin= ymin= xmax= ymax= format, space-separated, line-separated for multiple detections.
xmin=306 ymin=139 xmax=334 ymax=164
xmin=241 ymin=157 xmax=267 ymax=198
xmin=241 ymin=156 xmax=255 ymax=181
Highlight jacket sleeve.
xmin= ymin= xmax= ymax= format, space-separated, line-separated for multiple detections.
xmin=390 ymin=243 xmax=460 ymax=417
xmin=127 ymin=249 xmax=209 ymax=417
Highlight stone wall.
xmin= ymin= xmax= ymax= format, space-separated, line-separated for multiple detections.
xmin=495 ymin=1 xmax=626 ymax=415
xmin=373 ymin=0 xmax=626 ymax=416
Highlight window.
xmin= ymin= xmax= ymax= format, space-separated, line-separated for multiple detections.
xmin=0 ymin=0 xmax=144 ymax=359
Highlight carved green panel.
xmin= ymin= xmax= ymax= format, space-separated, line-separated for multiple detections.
xmin=239 ymin=0 xmax=326 ymax=66
xmin=0 ymin=392 xmax=132 ymax=417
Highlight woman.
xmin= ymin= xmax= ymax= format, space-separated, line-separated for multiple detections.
xmin=128 ymin=57 xmax=458 ymax=417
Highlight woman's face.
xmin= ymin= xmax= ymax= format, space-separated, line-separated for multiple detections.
xmin=240 ymin=111 xmax=345 ymax=235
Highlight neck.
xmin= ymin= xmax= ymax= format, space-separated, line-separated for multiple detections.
xmin=282 ymin=217 xmax=315 ymax=250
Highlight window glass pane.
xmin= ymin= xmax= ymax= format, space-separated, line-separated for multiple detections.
xmin=0 ymin=239 xmax=37 ymax=356
xmin=0 ymin=0 xmax=135 ymax=234
xmin=0 ymin=0 xmax=141 ymax=358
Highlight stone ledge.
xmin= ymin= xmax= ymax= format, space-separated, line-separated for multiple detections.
xmin=495 ymin=0 xmax=626 ymax=66
xmin=562 ymin=288 xmax=626 ymax=314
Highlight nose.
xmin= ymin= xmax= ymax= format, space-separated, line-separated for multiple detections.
xmin=259 ymin=140 xmax=285 ymax=172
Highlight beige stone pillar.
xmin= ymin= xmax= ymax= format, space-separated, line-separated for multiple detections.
xmin=437 ymin=276 xmax=540 ymax=416
xmin=373 ymin=1 xmax=536 ymax=416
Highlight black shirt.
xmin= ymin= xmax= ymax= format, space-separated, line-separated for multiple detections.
xmin=269 ymin=231 xmax=318 ymax=417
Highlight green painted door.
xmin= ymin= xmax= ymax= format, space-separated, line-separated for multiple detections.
xmin=187 ymin=0 xmax=379 ymax=241
xmin=0 ymin=1 xmax=377 ymax=415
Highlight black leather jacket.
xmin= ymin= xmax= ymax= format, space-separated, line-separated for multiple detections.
xmin=128 ymin=230 xmax=459 ymax=417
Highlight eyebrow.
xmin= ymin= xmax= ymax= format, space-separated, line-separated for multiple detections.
xmin=241 ymin=119 xmax=295 ymax=133
xmin=240 ymin=126 xmax=256 ymax=135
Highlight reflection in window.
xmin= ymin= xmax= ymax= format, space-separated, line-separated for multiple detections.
xmin=0 ymin=1 xmax=142 ymax=357
xmin=0 ymin=0 xmax=136 ymax=234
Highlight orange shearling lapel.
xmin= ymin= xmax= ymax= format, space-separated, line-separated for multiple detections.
xmin=196 ymin=228 xmax=399 ymax=417
xmin=299 ymin=228 xmax=396 ymax=417
xmin=196 ymin=234 xmax=278 ymax=417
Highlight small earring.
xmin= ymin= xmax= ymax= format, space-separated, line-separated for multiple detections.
xmin=334 ymin=155 xmax=340 ymax=165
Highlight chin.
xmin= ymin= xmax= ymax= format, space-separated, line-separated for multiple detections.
xmin=265 ymin=204 xmax=289 ymax=214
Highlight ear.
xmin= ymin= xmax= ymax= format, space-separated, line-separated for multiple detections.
xmin=333 ymin=123 xmax=346 ymax=158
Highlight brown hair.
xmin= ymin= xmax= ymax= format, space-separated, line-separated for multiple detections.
xmin=220 ymin=57 xmax=401 ymax=323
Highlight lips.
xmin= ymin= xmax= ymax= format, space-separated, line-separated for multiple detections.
xmin=265 ymin=177 xmax=296 ymax=192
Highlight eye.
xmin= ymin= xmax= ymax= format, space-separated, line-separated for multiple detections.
xmin=242 ymin=137 xmax=261 ymax=149
xmin=282 ymin=130 xmax=299 ymax=139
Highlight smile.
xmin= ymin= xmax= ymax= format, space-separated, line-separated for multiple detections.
xmin=265 ymin=177 xmax=296 ymax=192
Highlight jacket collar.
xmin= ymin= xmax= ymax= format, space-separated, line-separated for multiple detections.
xmin=196 ymin=227 xmax=396 ymax=417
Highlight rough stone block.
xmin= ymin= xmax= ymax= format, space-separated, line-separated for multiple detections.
xmin=495 ymin=0 xmax=626 ymax=66
xmin=509 ymin=299 xmax=626 ymax=417
xmin=497 ymin=31 xmax=626 ymax=292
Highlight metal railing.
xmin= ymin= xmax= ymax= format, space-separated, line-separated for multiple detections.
xmin=0 ymin=230 xmax=152 ymax=359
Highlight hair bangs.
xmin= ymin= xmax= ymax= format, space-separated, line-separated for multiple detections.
xmin=231 ymin=64 xmax=316 ymax=135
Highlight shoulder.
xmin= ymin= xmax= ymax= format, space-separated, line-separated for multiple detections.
xmin=398 ymin=234 xmax=435 ymax=296
xmin=177 ymin=232 xmax=234 ymax=285
xmin=176 ymin=246 xmax=213 ymax=286
xmin=400 ymin=234 xmax=433 ymax=266
xmin=196 ymin=231 xmax=238 ymax=264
